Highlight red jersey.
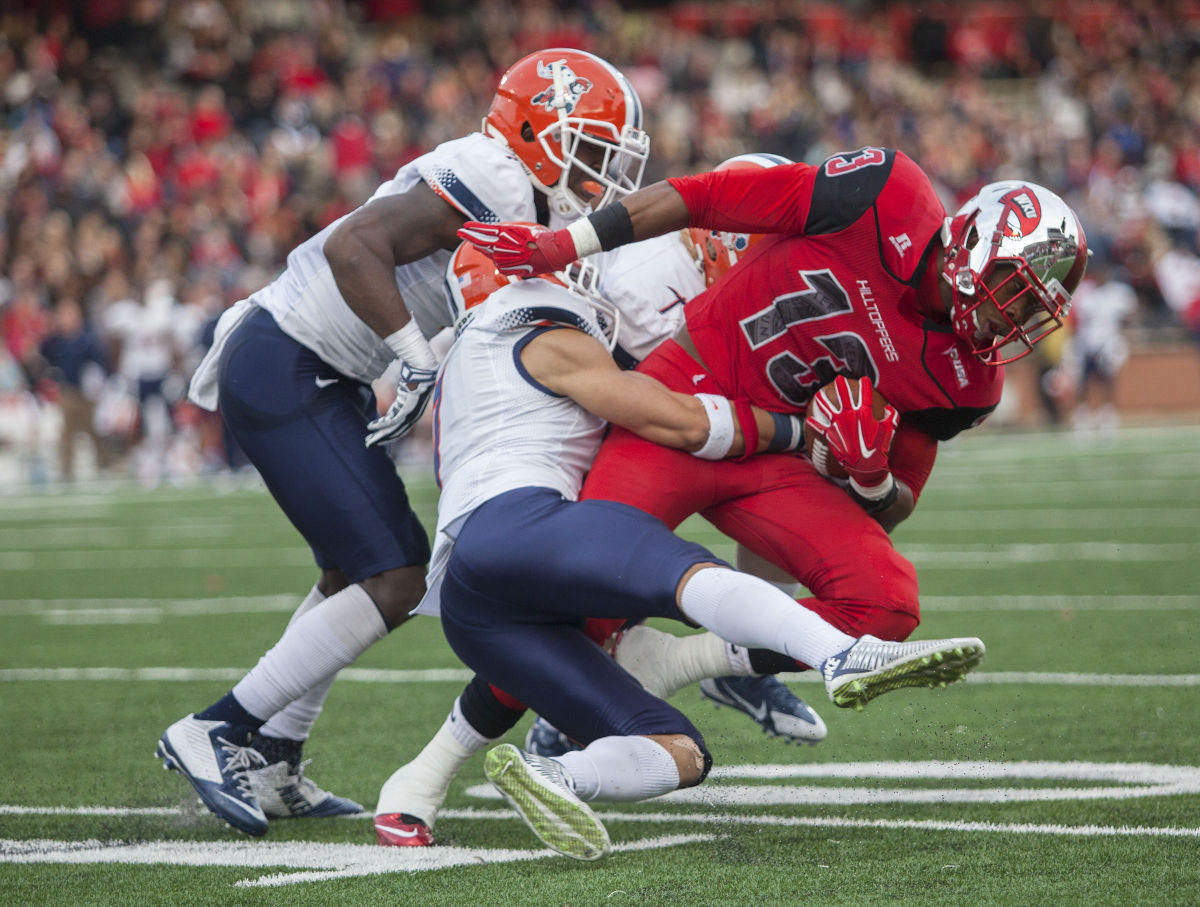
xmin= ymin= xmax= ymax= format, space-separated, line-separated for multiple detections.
xmin=668 ymin=148 xmax=1002 ymax=444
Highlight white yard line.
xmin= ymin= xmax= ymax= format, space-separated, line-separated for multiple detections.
xmin=4 ymin=761 xmax=1198 ymax=886
xmin=0 ymin=548 xmax=316 ymax=569
xmin=920 ymin=594 xmax=1200 ymax=611
xmin=1 ymin=666 xmax=1196 ymax=686
xmin=2 ymin=594 xmax=1193 ymax=619
xmin=3 ymin=540 xmax=1196 ymax=572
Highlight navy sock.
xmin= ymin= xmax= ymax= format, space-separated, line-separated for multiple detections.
xmin=749 ymin=647 xmax=804 ymax=674
xmin=196 ymin=692 xmax=266 ymax=731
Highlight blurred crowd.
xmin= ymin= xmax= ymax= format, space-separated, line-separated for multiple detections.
xmin=3 ymin=0 xmax=1200 ymax=485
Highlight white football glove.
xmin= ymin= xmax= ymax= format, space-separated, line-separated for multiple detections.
xmin=365 ymin=362 xmax=438 ymax=447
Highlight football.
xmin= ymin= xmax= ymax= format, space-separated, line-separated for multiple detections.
xmin=805 ymin=377 xmax=892 ymax=479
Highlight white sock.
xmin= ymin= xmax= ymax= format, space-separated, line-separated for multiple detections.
xmin=678 ymin=567 xmax=855 ymax=669
xmin=614 ymin=625 xmax=750 ymax=698
xmin=725 ymin=643 xmax=755 ymax=675
xmin=232 ymin=584 xmax=386 ymax=721
xmin=766 ymin=578 xmax=802 ymax=597
xmin=555 ymin=735 xmax=680 ymax=802
xmin=258 ymin=585 xmax=330 ymax=742
xmin=735 ymin=546 xmax=802 ymax=597
xmin=375 ymin=699 xmax=494 ymax=824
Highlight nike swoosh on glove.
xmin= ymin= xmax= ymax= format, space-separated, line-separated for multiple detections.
xmin=365 ymin=363 xmax=438 ymax=447
xmin=457 ymin=222 xmax=579 ymax=276
xmin=804 ymin=375 xmax=899 ymax=489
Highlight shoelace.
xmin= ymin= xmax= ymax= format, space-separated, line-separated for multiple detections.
xmin=842 ymin=637 xmax=947 ymax=672
xmin=289 ymin=758 xmax=321 ymax=795
xmin=218 ymin=737 xmax=268 ymax=797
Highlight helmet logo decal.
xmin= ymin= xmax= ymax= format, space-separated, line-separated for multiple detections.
xmin=998 ymin=186 xmax=1042 ymax=238
xmin=531 ymin=60 xmax=593 ymax=114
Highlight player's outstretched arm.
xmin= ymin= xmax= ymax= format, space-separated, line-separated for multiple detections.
xmin=519 ymin=327 xmax=802 ymax=458
xmin=458 ymin=181 xmax=690 ymax=277
xmin=459 ymin=161 xmax=817 ymax=277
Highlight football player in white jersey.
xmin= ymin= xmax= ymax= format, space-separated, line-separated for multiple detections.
xmin=157 ymin=49 xmax=650 ymax=837
xmin=372 ymin=242 xmax=985 ymax=861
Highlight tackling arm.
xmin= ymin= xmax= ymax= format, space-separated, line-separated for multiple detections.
xmin=459 ymin=163 xmax=816 ymax=276
xmin=519 ymin=327 xmax=791 ymax=457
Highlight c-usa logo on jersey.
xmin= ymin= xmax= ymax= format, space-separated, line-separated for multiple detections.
xmin=531 ymin=60 xmax=593 ymax=114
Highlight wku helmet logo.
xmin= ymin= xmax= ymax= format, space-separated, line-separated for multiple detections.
xmin=531 ymin=60 xmax=593 ymax=114
xmin=998 ymin=186 xmax=1042 ymax=238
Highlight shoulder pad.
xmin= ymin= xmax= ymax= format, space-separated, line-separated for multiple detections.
xmin=417 ymin=133 xmax=538 ymax=225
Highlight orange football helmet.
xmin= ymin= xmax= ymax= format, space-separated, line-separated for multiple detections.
xmin=484 ymin=49 xmax=650 ymax=218
xmin=690 ymin=152 xmax=792 ymax=286
xmin=445 ymin=238 xmax=520 ymax=322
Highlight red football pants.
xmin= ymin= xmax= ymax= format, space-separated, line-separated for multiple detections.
xmin=581 ymin=340 xmax=920 ymax=660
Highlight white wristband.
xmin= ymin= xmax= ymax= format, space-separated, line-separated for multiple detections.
xmin=693 ymin=393 xmax=735 ymax=460
xmin=567 ymin=217 xmax=602 ymax=258
xmin=849 ymin=473 xmax=896 ymax=501
xmin=383 ymin=321 xmax=437 ymax=371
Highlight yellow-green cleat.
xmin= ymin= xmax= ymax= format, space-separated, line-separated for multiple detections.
xmin=822 ymin=635 xmax=986 ymax=710
xmin=484 ymin=743 xmax=610 ymax=861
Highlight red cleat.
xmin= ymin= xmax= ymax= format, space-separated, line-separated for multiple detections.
xmin=375 ymin=812 xmax=434 ymax=847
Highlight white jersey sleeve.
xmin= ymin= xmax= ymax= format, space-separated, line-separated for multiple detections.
xmin=416 ymin=132 xmax=537 ymax=227
xmin=417 ymin=280 xmax=608 ymax=616
xmin=595 ymin=231 xmax=707 ymax=367
xmin=242 ymin=133 xmax=538 ymax=385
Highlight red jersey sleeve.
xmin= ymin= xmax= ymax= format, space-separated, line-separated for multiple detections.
xmin=666 ymin=162 xmax=819 ymax=235
xmin=888 ymin=421 xmax=938 ymax=502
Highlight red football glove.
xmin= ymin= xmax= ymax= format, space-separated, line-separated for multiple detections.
xmin=457 ymin=222 xmax=579 ymax=277
xmin=804 ymin=375 xmax=899 ymax=491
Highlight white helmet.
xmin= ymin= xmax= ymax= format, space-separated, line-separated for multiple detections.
xmin=941 ymin=181 xmax=1089 ymax=364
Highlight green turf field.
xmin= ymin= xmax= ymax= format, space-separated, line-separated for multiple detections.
xmin=2 ymin=424 xmax=1198 ymax=905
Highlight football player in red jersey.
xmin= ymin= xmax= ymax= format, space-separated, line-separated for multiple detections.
xmin=460 ymin=150 xmax=1088 ymax=659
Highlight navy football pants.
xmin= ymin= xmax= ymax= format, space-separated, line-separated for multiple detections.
xmin=439 ymin=487 xmax=720 ymax=749
xmin=218 ymin=308 xmax=430 ymax=581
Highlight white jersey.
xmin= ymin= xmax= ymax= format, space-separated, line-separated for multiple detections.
xmin=1071 ymin=277 xmax=1136 ymax=368
xmin=418 ymin=280 xmax=610 ymax=615
xmin=189 ymin=132 xmax=540 ymax=409
xmin=597 ymin=231 xmax=706 ymax=366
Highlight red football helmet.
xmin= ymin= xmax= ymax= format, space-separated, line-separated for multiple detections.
xmin=445 ymin=234 xmax=618 ymax=349
xmin=941 ymin=181 xmax=1089 ymax=365
xmin=689 ymin=152 xmax=792 ymax=286
xmin=484 ymin=49 xmax=650 ymax=217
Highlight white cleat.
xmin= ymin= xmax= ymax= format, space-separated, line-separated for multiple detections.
xmin=484 ymin=743 xmax=609 ymax=861
xmin=246 ymin=759 xmax=364 ymax=819
xmin=822 ymin=635 xmax=986 ymax=710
